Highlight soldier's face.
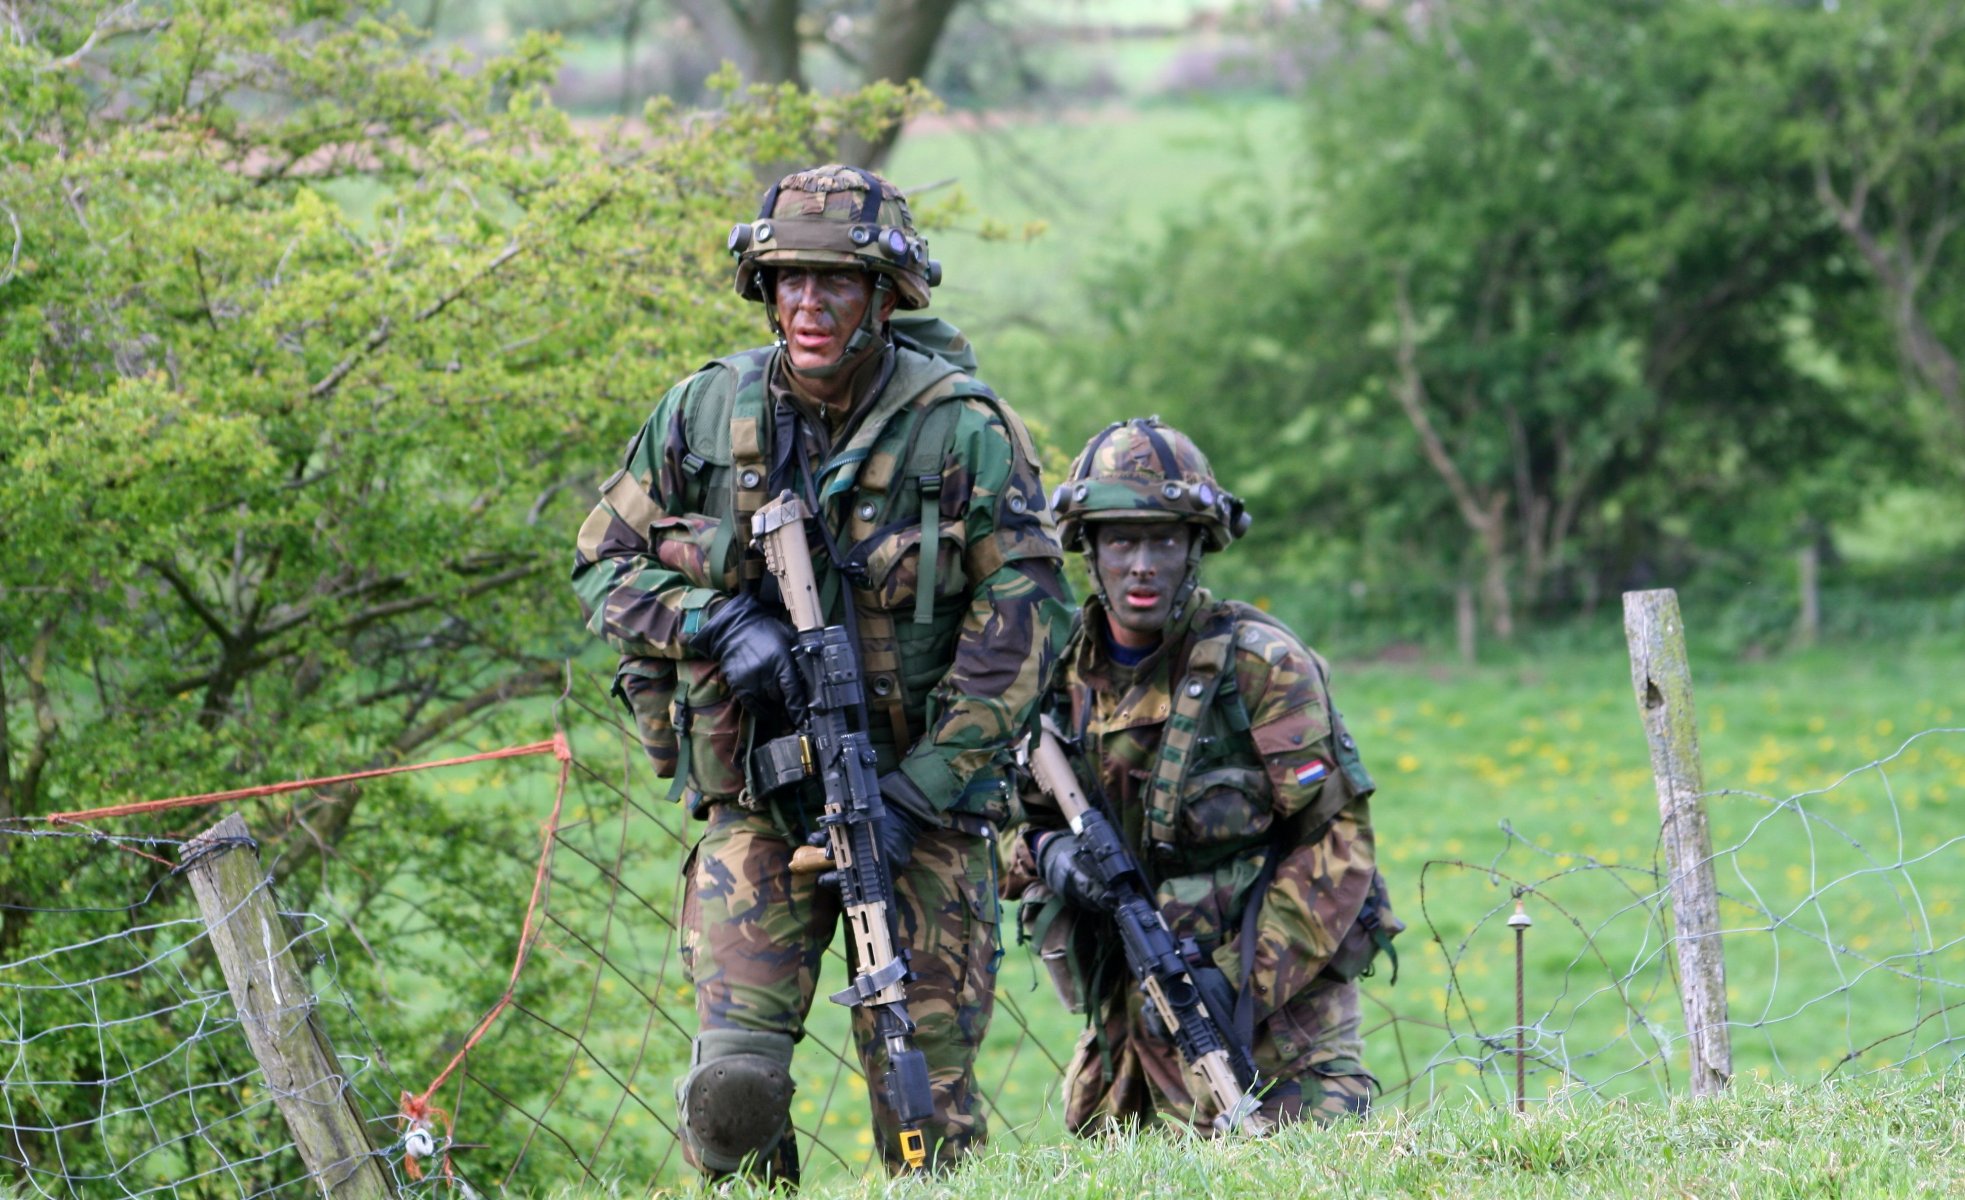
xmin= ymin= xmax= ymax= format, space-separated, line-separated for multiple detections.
xmin=1092 ymin=521 xmax=1194 ymax=648
xmin=773 ymin=268 xmax=893 ymax=372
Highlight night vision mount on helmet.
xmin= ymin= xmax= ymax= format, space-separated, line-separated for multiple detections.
xmin=1052 ymin=416 xmax=1251 ymax=553
xmin=727 ymin=164 xmax=940 ymax=310
xmin=727 ymin=164 xmax=941 ymax=378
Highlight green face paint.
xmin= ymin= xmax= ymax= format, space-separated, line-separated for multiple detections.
xmin=773 ymin=268 xmax=876 ymax=374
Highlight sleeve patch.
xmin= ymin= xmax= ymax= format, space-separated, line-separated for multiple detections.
xmin=1293 ymin=759 xmax=1332 ymax=787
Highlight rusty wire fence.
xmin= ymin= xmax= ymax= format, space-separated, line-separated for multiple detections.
xmin=5 ymin=664 xmax=1964 ymax=1195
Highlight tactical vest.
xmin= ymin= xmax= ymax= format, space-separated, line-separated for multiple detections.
xmin=656 ymin=337 xmax=1035 ymax=815
xmin=1145 ymin=602 xmax=1375 ymax=862
xmin=1029 ymin=600 xmax=1400 ymax=1025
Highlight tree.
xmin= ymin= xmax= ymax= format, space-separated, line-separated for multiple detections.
xmin=665 ymin=0 xmax=966 ymax=166
xmin=1789 ymin=0 xmax=1965 ymax=468
xmin=0 ymin=1 xmax=918 ymax=1185
xmin=1072 ymin=0 xmax=1911 ymax=648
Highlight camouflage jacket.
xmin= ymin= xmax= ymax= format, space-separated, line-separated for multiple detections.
xmin=1006 ymin=589 xmax=1383 ymax=1021
xmin=572 ymin=336 xmax=1071 ymax=821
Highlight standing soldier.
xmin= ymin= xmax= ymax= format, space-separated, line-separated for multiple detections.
xmin=1005 ymin=417 xmax=1400 ymax=1133
xmin=571 ymin=165 xmax=1071 ymax=1183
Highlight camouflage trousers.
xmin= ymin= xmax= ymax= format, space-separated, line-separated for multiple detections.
xmin=679 ymin=801 xmax=1001 ymax=1176
xmin=1063 ymin=972 xmax=1375 ymax=1134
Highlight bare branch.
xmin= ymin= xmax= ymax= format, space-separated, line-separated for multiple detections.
xmin=268 ymin=661 xmax=563 ymax=889
xmin=1391 ymin=270 xmax=1498 ymax=537
xmin=333 ymin=562 xmax=544 ymax=635
xmin=20 ymin=621 xmax=58 ymax=815
xmin=0 ymin=201 xmax=19 ymax=289
xmin=391 ymin=663 xmax=563 ymax=757
xmin=149 ymin=558 xmax=242 ymax=648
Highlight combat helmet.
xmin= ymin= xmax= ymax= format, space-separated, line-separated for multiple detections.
xmin=1053 ymin=417 xmax=1251 ymax=553
xmin=727 ymin=164 xmax=939 ymax=310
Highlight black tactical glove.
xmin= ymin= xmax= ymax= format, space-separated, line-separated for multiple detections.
xmin=875 ymin=771 xmax=941 ymax=871
xmin=1039 ymin=831 xmax=1115 ymax=914
xmin=692 ymin=593 xmax=807 ymax=724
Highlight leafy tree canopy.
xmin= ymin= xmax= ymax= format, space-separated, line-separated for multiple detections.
xmin=0 ymin=0 xmax=926 ymax=935
xmin=1070 ymin=0 xmax=1955 ymax=641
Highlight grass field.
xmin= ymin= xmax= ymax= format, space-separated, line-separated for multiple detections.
xmin=399 ymin=621 xmax=1965 ymax=1193
xmin=766 ymin=1072 xmax=1965 ymax=1200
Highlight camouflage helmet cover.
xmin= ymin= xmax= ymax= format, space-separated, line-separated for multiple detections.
xmin=1052 ymin=417 xmax=1251 ymax=552
xmin=727 ymin=164 xmax=938 ymax=310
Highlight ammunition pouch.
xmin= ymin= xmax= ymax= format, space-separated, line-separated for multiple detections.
xmin=1023 ymin=889 xmax=1106 ymax=1015
xmin=1321 ymin=869 xmax=1404 ymax=984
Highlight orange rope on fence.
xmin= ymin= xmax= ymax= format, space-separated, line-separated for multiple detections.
xmin=44 ymin=738 xmax=569 ymax=825
xmin=400 ymin=731 xmax=573 ymax=1185
xmin=38 ymin=731 xmax=577 ymax=1186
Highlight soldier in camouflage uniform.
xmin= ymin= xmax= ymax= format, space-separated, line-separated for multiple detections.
xmin=572 ymin=165 xmax=1071 ymax=1182
xmin=1004 ymin=418 xmax=1400 ymax=1134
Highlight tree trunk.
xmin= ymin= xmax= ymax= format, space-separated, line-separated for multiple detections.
xmin=837 ymin=0 xmax=966 ymax=167
xmin=1794 ymin=537 xmax=1820 ymax=650
xmin=1481 ymin=527 xmax=1515 ymax=642
xmin=1455 ymin=579 xmax=1477 ymax=664
xmin=670 ymin=0 xmax=804 ymax=88
xmin=1392 ymin=273 xmax=1517 ymax=641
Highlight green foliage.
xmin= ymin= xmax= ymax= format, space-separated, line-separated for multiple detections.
xmin=0 ymin=0 xmax=922 ymax=834
xmin=1058 ymin=0 xmax=1959 ymax=639
xmin=0 ymin=1 xmax=923 ymax=1189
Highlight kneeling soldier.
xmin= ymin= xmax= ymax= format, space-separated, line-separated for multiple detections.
xmin=1005 ymin=417 xmax=1400 ymax=1133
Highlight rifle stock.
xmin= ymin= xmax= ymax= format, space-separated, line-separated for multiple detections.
xmin=1027 ymin=720 xmax=1269 ymax=1135
xmin=752 ymin=491 xmax=934 ymax=1171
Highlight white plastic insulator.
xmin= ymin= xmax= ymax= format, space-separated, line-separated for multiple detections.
xmin=405 ymin=1127 xmax=435 ymax=1159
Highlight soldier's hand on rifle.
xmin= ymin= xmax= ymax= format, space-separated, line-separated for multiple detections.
xmin=875 ymin=772 xmax=940 ymax=870
xmin=1038 ymin=831 xmax=1115 ymax=914
xmin=693 ymin=593 xmax=808 ymax=724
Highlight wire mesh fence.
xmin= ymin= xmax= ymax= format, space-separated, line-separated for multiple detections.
xmin=5 ymin=666 xmax=1963 ymax=1195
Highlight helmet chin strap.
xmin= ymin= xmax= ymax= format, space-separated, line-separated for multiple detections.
xmin=767 ymin=273 xmax=892 ymax=381
xmin=1166 ymin=535 xmax=1207 ymax=625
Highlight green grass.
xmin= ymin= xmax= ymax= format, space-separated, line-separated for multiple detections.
xmin=401 ymin=627 xmax=1965 ymax=1192
xmin=538 ymin=1073 xmax=1965 ymax=1198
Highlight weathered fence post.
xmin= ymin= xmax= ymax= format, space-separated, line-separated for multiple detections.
xmin=1623 ymin=589 xmax=1732 ymax=1097
xmin=185 ymin=814 xmax=396 ymax=1198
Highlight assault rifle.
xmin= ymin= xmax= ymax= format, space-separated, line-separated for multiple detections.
xmin=1026 ymin=720 xmax=1269 ymax=1134
xmin=750 ymin=491 xmax=934 ymax=1171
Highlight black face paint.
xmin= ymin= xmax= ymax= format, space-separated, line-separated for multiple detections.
xmin=1091 ymin=521 xmax=1195 ymax=649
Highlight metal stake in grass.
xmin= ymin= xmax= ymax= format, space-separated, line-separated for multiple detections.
xmin=1509 ymin=894 xmax=1533 ymax=1114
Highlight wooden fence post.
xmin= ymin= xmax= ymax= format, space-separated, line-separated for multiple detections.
xmin=1623 ymin=589 xmax=1732 ymax=1097
xmin=185 ymin=814 xmax=396 ymax=1198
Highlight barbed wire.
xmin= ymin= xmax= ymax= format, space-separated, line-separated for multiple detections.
xmin=4 ymin=670 xmax=1961 ymax=1193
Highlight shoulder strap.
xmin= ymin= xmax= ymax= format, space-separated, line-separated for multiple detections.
xmin=850 ymin=385 xmax=971 ymax=751
xmin=703 ymin=350 xmax=773 ymax=585
xmin=1143 ymin=604 xmax=1241 ymax=851
xmin=904 ymin=395 xmax=967 ymax=626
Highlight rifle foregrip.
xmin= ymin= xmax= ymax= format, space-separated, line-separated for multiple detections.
xmin=1026 ymin=722 xmax=1268 ymax=1134
xmin=1029 ymin=724 xmax=1092 ymax=824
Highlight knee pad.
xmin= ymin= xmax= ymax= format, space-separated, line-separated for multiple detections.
xmin=677 ymin=1029 xmax=796 ymax=1174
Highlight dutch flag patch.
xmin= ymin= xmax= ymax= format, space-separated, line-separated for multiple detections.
xmin=1293 ymin=759 xmax=1331 ymax=787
